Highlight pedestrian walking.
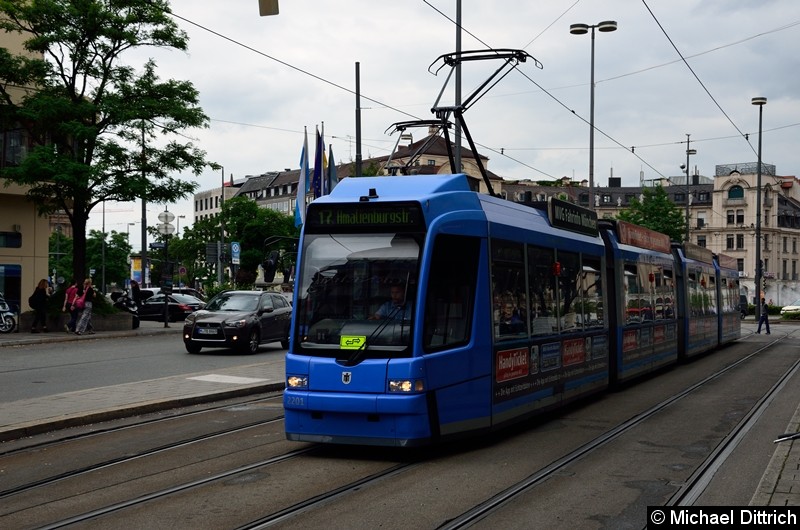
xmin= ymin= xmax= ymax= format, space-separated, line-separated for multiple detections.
xmin=75 ymin=278 xmax=96 ymax=335
xmin=130 ymin=279 xmax=142 ymax=329
xmin=29 ymin=279 xmax=51 ymax=333
xmin=757 ymin=297 xmax=771 ymax=334
xmin=62 ymin=279 xmax=79 ymax=332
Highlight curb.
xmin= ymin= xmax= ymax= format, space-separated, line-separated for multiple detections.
xmin=0 ymin=325 xmax=181 ymax=348
xmin=0 ymin=381 xmax=285 ymax=443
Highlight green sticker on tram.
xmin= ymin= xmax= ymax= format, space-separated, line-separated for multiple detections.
xmin=340 ymin=335 xmax=366 ymax=350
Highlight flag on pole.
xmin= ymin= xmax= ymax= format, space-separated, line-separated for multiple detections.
xmin=327 ymin=143 xmax=338 ymax=194
xmin=319 ymin=123 xmax=330 ymax=195
xmin=311 ymin=125 xmax=324 ymax=199
xmin=295 ymin=127 xmax=309 ymax=227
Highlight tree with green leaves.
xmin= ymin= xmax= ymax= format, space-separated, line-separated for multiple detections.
xmin=221 ymin=196 xmax=297 ymax=283
xmin=85 ymin=229 xmax=133 ymax=290
xmin=616 ymin=185 xmax=686 ymax=242
xmin=0 ymin=0 xmax=214 ymax=285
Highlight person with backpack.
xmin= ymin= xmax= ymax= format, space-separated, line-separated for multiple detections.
xmin=756 ymin=297 xmax=771 ymax=334
xmin=29 ymin=279 xmax=51 ymax=333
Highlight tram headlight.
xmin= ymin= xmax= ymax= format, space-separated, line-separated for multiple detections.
xmin=287 ymin=375 xmax=308 ymax=389
xmin=389 ymin=379 xmax=425 ymax=392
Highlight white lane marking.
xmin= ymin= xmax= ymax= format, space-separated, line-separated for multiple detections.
xmin=188 ymin=374 xmax=268 ymax=384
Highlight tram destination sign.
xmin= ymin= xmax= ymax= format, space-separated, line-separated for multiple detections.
xmin=306 ymin=202 xmax=424 ymax=231
xmin=547 ymin=197 xmax=598 ymax=237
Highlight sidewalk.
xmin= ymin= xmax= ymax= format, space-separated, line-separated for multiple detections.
xmin=0 ymin=317 xmax=179 ymax=348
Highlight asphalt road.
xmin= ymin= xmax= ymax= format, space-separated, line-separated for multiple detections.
xmin=0 ymin=330 xmax=287 ymax=402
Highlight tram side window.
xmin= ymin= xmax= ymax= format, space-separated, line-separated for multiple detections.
xmin=688 ymin=269 xmax=716 ymax=316
xmin=707 ymin=276 xmax=718 ymax=314
xmin=422 ymin=235 xmax=479 ymax=351
xmin=580 ymin=256 xmax=604 ymax=328
xmin=655 ymin=268 xmax=676 ymax=320
xmin=555 ymin=250 xmax=582 ymax=332
xmin=688 ymin=270 xmax=701 ymax=316
xmin=528 ymin=245 xmax=557 ymax=336
xmin=492 ymin=240 xmax=527 ymax=341
xmin=624 ymin=263 xmax=645 ymax=325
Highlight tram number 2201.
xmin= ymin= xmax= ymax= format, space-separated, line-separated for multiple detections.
xmin=286 ymin=396 xmax=305 ymax=406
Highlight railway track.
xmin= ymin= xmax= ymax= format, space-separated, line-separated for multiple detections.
xmin=1 ymin=332 xmax=796 ymax=529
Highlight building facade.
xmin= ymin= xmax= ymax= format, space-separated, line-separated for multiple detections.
xmin=1 ymin=28 xmax=49 ymax=310
xmin=191 ymin=132 xmax=799 ymax=306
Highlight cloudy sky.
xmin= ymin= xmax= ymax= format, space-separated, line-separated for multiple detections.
xmin=92 ymin=0 xmax=800 ymax=249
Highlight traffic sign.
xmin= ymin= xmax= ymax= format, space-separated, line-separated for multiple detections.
xmin=231 ymin=241 xmax=241 ymax=265
xmin=150 ymin=242 xmax=165 ymax=249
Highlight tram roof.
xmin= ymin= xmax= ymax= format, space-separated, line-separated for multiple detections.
xmin=322 ymin=173 xmax=474 ymax=202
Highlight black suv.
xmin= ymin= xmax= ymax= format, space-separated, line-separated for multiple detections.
xmin=182 ymin=290 xmax=292 ymax=354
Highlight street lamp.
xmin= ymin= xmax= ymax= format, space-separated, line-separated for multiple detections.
xmin=570 ymin=20 xmax=618 ymax=210
xmin=680 ymin=133 xmax=697 ymax=243
xmin=127 ymin=222 xmax=136 ymax=241
xmin=752 ymin=96 xmax=767 ymax=319
xmin=258 ymin=0 xmax=279 ymax=16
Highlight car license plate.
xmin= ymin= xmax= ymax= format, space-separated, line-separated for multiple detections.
xmin=198 ymin=328 xmax=217 ymax=335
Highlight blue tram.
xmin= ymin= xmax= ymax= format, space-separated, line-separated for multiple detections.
xmin=283 ymin=174 xmax=740 ymax=447
xmin=716 ymin=253 xmax=743 ymax=344
xmin=673 ymin=243 xmax=721 ymax=359
xmin=599 ymin=220 xmax=678 ymax=384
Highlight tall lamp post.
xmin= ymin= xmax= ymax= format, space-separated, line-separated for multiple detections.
xmin=177 ymin=215 xmax=185 ymax=237
xmin=753 ymin=96 xmax=767 ymax=319
xmin=570 ymin=20 xmax=618 ymax=209
xmin=681 ymin=134 xmax=696 ymax=243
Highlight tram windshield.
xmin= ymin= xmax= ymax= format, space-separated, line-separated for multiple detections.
xmin=294 ymin=232 xmax=421 ymax=358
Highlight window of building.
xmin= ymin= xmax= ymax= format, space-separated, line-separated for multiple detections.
xmin=578 ymin=193 xmax=589 ymax=205
xmin=0 ymin=232 xmax=22 ymax=248
xmin=784 ymin=237 xmax=788 ymax=253
xmin=602 ymin=195 xmax=612 ymax=204
xmin=726 ymin=210 xmax=734 ymax=224
xmin=727 ymin=185 xmax=744 ymax=199
xmin=726 ymin=234 xmax=734 ymax=250
xmin=737 ymin=258 xmax=744 ymax=273
xmin=697 ymin=235 xmax=706 ymax=247
xmin=427 ymin=159 xmax=436 ymax=166
xmin=794 ymin=239 xmax=798 ymax=254
xmin=675 ymin=193 xmax=686 ymax=202
xmin=736 ymin=209 xmax=744 ymax=224
xmin=736 ymin=234 xmax=744 ymax=249
xmin=698 ymin=192 xmax=709 ymax=201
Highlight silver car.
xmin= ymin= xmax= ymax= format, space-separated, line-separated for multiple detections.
xmin=780 ymin=299 xmax=800 ymax=315
xmin=182 ymin=290 xmax=292 ymax=354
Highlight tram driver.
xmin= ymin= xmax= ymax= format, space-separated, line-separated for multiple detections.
xmin=370 ymin=283 xmax=413 ymax=320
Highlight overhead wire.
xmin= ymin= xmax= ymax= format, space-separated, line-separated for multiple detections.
xmin=156 ymin=2 xmax=792 ymax=185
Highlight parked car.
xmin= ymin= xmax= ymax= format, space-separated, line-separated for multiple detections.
xmin=183 ymin=290 xmax=292 ymax=354
xmin=138 ymin=293 xmax=205 ymax=322
xmin=780 ymin=299 xmax=800 ymax=315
